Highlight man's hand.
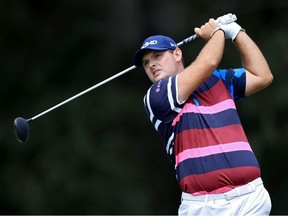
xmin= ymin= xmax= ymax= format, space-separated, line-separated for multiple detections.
xmin=194 ymin=13 xmax=240 ymax=41
xmin=220 ymin=22 xmax=244 ymax=40
xmin=214 ymin=13 xmax=243 ymax=40
xmin=215 ymin=13 xmax=237 ymax=25
xmin=194 ymin=18 xmax=222 ymax=41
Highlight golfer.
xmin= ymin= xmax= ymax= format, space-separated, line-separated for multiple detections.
xmin=133 ymin=16 xmax=273 ymax=215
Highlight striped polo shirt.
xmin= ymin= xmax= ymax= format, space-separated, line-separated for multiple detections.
xmin=143 ymin=68 xmax=260 ymax=195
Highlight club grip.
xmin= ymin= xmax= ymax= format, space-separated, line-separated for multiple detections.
xmin=177 ymin=34 xmax=198 ymax=47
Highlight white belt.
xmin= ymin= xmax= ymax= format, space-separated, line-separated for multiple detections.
xmin=182 ymin=177 xmax=263 ymax=202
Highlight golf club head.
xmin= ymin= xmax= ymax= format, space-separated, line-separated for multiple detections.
xmin=14 ymin=117 xmax=30 ymax=143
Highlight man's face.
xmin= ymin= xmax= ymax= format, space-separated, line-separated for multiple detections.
xmin=142 ymin=49 xmax=182 ymax=83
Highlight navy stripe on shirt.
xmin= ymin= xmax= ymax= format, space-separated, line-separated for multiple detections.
xmin=174 ymin=109 xmax=241 ymax=133
xmin=176 ymin=150 xmax=260 ymax=180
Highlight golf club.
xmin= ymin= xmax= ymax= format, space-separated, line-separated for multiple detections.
xmin=13 ymin=13 xmax=237 ymax=143
xmin=13 ymin=65 xmax=136 ymax=143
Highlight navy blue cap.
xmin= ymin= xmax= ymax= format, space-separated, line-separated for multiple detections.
xmin=133 ymin=35 xmax=178 ymax=67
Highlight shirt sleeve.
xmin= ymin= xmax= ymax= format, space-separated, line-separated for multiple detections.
xmin=213 ymin=68 xmax=246 ymax=101
xmin=144 ymin=76 xmax=184 ymax=123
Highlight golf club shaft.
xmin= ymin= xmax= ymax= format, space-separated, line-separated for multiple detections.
xmin=30 ymin=65 xmax=136 ymax=121
xmin=29 ymin=34 xmax=199 ymax=121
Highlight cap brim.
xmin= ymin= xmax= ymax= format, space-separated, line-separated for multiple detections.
xmin=133 ymin=47 xmax=170 ymax=67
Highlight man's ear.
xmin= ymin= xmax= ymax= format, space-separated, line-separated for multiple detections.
xmin=174 ymin=48 xmax=183 ymax=62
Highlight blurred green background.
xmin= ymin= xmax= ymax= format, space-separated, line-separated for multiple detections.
xmin=1 ymin=0 xmax=287 ymax=214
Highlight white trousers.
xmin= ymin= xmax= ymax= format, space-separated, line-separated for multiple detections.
xmin=178 ymin=178 xmax=271 ymax=216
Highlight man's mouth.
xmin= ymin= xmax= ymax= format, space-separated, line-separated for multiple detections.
xmin=153 ymin=69 xmax=161 ymax=77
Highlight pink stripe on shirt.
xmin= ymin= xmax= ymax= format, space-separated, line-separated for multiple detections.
xmin=175 ymin=142 xmax=252 ymax=166
xmin=172 ymin=99 xmax=236 ymax=126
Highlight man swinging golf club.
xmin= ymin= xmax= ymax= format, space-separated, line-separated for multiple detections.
xmin=133 ymin=14 xmax=273 ymax=215
xmin=13 ymin=12 xmax=272 ymax=215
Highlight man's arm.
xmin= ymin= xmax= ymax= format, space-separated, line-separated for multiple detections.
xmin=177 ymin=19 xmax=225 ymax=102
xmin=233 ymin=31 xmax=273 ymax=96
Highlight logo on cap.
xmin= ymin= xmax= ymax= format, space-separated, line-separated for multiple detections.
xmin=141 ymin=40 xmax=158 ymax=49
xmin=170 ymin=42 xmax=176 ymax=47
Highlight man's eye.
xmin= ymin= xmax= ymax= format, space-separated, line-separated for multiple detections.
xmin=154 ymin=53 xmax=161 ymax=58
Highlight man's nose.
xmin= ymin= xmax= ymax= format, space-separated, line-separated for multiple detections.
xmin=148 ymin=60 xmax=156 ymax=68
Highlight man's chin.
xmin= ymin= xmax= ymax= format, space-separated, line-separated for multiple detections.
xmin=154 ymin=76 xmax=163 ymax=82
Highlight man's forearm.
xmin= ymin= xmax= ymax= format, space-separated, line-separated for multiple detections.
xmin=234 ymin=31 xmax=269 ymax=75
xmin=234 ymin=31 xmax=273 ymax=95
